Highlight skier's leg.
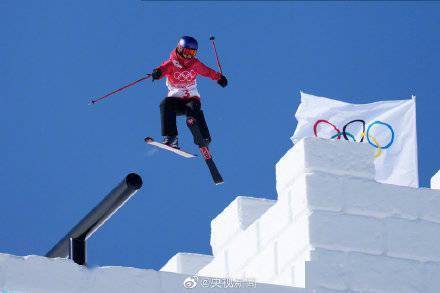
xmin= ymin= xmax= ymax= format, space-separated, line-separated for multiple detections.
xmin=185 ymin=98 xmax=212 ymax=145
xmin=160 ymin=97 xmax=180 ymax=136
xmin=194 ymin=110 xmax=211 ymax=144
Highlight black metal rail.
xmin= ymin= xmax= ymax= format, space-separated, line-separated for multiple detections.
xmin=46 ymin=173 xmax=143 ymax=265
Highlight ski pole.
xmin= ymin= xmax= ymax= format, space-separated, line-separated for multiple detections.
xmin=209 ymin=36 xmax=223 ymax=74
xmin=89 ymin=74 xmax=152 ymax=105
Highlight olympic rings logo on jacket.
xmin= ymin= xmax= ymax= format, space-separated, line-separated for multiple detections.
xmin=313 ymin=119 xmax=395 ymax=158
xmin=173 ymin=70 xmax=197 ymax=82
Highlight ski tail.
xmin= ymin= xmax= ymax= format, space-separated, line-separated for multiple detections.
xmin=186 ymin=117 xmax=224 ymax=185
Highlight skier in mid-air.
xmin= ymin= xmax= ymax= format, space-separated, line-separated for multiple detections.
xmin=151 ymin=36 xmax=228 ymax=149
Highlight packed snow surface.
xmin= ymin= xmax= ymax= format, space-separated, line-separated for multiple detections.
xmin=0 ymin=253 xmax=304 ymax=293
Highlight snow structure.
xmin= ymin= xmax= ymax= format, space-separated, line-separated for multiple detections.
xmin=0 ymin=253 xmax=302 ymax=293
xmin=432 ymin=170 xmax=440 ymax=190
xmin=180 ymin=138 xmax=440 ymax=292
xmin=1 ymin=137 xmax=440 ymax=293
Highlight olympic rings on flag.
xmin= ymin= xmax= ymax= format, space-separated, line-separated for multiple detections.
xmin=366 ymin=121 xmax=395 ymax=149
xmin=313 ymin=120 xmax=341 ymax=139
xmin=331 ymin=132 xmax=355 ymax=141
xmin=313 ymin=119 xmax=394 ymax=158
xmin=369 ymin=134 xmax=383 ymax=159
xmin=343 ymin=119 xmax=366 ymax=142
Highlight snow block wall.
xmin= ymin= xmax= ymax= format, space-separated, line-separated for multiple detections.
xmin=191 ymin=138 xmax=440 ymax=292
xmin=161 ymin=252 xmax=213 ymax=275
xmin=432 ymin=170 xmax=440 ymax=189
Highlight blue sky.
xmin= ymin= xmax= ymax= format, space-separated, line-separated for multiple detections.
xmin=1 ymin=1 xmax=439 ymax=269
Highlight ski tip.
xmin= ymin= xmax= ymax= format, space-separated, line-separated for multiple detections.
xmin=144 ymin=137 xmax=153 ymax=143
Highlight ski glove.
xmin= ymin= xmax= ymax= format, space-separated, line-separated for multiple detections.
xmin=217 ymin=75 xmax=228 ymax=88
xmin=151 ymin=68 xmax=162 ymax=80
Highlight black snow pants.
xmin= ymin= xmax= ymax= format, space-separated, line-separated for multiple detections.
xmin=160 ymin=97 xmax=211 ymax=144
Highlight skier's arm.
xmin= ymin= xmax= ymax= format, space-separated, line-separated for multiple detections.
xmin=152 ymin=60 xmax=173 ymax=80
xmin=195 ymin=60 xmax=222 ymax=80
xmin=196 ymin=60 xmax=228 ymax=87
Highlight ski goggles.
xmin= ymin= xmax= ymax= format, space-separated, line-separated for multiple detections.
xmin=178 ymin=46 xmax=197 ymax=58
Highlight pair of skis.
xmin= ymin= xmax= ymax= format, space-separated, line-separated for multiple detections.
xmin=145 ymin=117 xmax=224 ymax=185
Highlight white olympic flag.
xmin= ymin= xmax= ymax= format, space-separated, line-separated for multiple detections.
xmin=291 ymin=92 xmax=419 ymax=188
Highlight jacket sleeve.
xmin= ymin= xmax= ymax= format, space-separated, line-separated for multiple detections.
xmin=195 ymin=60 xmax=222 ymax=80
xmin=156 ymin=60 xmax=173 ymax=79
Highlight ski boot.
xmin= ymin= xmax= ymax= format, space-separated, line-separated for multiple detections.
xmin=162 ymin=135 xmax=179 ymax=149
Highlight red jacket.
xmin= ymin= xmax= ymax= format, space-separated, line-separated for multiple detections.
xmin=157 ymin=49 xmax=221 ymax=98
